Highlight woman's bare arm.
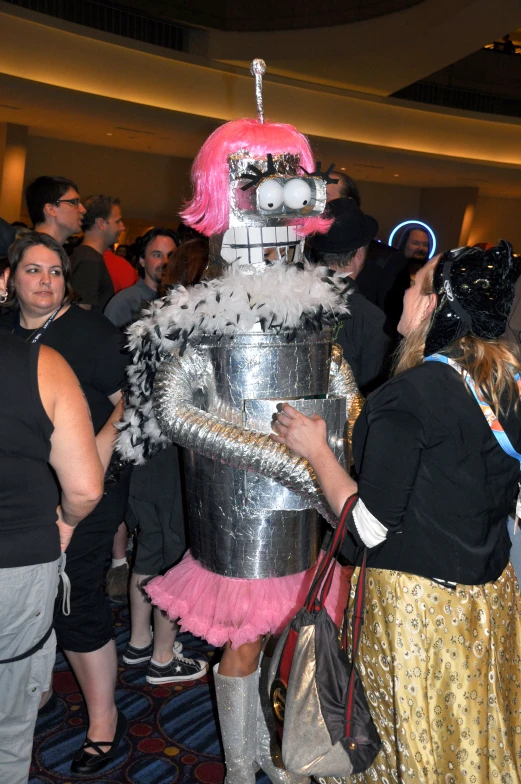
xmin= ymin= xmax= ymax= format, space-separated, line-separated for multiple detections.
xmin=38 ymin=346 xmax=104 ymax=545
xmin=95 ymin=398 xmax=124 ymax=472
xmin=271 ymin=403 xmax=357 ymax=517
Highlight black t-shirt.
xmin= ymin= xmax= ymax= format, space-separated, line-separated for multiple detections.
xmin=0 ymin=305 xmax=128 ymax=433
xmin=342 ymin=361 xmax=521 ymax=584
xmin=0 ymin=335 xmax=60 ymax=567
xmin=71 ymin=244 xmax=114 ymax=311
xmin=334 ymin=285 xmax=393 ymax=395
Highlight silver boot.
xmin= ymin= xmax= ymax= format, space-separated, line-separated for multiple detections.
xmin=213 ymin=663 xmax=257 ymax=784
xmin=256 ymin=654 xmax=311 ymax=784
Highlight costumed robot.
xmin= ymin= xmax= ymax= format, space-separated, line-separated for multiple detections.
xmin=118 ymin=60 xmax=363 ymax=784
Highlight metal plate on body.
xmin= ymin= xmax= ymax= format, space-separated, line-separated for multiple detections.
xmin=242 ymin=396 xmax=347 ymax=510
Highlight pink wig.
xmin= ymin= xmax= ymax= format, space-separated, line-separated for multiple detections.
xmin=181 ymin=118 xmax=331 ymax=237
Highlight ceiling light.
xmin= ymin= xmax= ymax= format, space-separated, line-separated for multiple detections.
xmin=340 ymin=167 xmax=346 ymax=171
xmin=107 ymin=132 xmax=113 ymax=136
xmin=394 ymin=173 xmax=399 ymax=177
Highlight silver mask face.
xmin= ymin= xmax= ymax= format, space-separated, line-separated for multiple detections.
xmin=216 ymin=151 xmax=327 ymax=270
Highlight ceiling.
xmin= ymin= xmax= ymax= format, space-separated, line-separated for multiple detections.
xmin=200 ymin=0 xmax=521 ymax=95
xmin=106 ymin=0 xmax=426 ymax=32
xmin=2 ymin=1 xmax=521 ymax=199
xmin=2 ymin=70 xmax=521 ymax=197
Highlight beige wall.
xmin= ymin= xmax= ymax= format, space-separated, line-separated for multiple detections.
xmin=357 ymin=181 xmax=421 ymax=243
xmin=23 ymin=136 xmax=193 ymax=226
xmin=468 ymin=195 xmax=521 ymax=250
xmin=419 ymin=187 xmax=478 ymax=253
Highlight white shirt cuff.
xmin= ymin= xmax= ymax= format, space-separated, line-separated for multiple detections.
xmin=352 ymin=499 xmax=388 ymax=548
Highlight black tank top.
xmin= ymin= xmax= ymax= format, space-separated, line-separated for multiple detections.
xmin=0 ymin=335 xmax=60 ymax=567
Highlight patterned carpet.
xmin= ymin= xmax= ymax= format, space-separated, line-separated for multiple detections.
xmin=30 ymin=602 xmax=270 ymax=784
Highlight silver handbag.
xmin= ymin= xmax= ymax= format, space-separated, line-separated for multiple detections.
xmin=267 ymin=495 xmax=381 ymax=779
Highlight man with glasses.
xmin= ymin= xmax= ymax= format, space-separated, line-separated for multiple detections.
xmin=25 ymin=176 xmax=86 ymax=246
xmin=71 ymin=195 xmax=125 ymax=312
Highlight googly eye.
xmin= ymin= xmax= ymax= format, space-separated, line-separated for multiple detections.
xmin=257 ymin=179 xmax=284 ymax=211
xmin=284 ymin=178 xmax=312 ymax=210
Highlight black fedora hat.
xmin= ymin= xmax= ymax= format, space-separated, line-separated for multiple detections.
xmin=309 ymin=198 xmax=378 ymax=254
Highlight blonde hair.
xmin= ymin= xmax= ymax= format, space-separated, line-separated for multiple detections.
xmin=394 ymin=262 xmax=521 ymax=416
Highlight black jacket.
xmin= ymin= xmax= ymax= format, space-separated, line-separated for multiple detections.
xmin=356 ymin=240 xmax=409 ymax=328
xmin=334 ymin=283 xmax=393 ymax=395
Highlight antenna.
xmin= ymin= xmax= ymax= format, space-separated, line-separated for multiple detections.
xmin=250 ymin=59 xmax=266 ymax=124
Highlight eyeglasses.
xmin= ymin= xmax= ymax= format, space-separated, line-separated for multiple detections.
xmin=55 ymin=198 xmax=81 ymax=207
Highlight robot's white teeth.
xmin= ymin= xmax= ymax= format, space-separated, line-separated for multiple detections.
xmin=220 ymin=225 xmax=302 ymax=266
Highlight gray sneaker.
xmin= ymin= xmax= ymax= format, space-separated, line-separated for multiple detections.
xmin=146 ymin=652 xmax=208 ymax=684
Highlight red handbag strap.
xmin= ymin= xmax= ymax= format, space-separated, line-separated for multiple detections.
xmin=305 ymin=494 xmax=358 ymax=614
xmin=344 ymin=548 xmax=368 ymax=737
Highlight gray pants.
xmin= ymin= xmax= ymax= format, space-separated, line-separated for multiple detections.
xmin=0 ymin=558 xmax=60 ymax=784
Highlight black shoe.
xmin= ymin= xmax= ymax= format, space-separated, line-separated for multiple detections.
xmin=122 ymin=639 xmax=183 ymax=665
xmin=70 ymin=710 xmax=127 ymax=776
xmin=146 ymin=652 xmax=208 ymax=684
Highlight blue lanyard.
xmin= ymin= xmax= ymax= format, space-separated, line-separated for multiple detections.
xmin=425 ymin=353 xmax=521 ymax=469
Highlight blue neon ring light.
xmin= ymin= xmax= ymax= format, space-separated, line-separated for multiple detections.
xmin=388 ymin=220 xmax=436 ymax=259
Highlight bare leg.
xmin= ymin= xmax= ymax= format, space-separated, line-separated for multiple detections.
xmin=128 ymin=572 xmax=179 ymax=661
xmin=152 ymin=606 xmax=179 ymax=664
xmin=128 ymin=572 xmax=153 ymax=649
xmin=219 ymin=638 xmax=263 ymax=677
xmin=111 ymin=522 xmax=128 ymax=561
xmin=64 ymin=640 xmax=118 ymax=753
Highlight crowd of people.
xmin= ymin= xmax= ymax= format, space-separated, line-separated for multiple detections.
xmin=2 ymin=115 xmax=521 ymax=784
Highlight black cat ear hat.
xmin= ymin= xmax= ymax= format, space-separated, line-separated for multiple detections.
xmin=424 ymin=240 xmax=518 ymax=356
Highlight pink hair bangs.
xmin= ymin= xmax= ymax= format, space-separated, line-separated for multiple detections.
xmin=180 ymin=118 xmax=331 ymax=237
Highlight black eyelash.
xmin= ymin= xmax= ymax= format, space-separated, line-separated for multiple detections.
xmin=300 ymin=162 xmax=338 ymax=185
xmin=239 ymin=153 xmax=278 ymax=191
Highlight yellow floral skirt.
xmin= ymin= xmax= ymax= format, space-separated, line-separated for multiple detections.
xmin=321 ymin=563 xmax=521 ymax=784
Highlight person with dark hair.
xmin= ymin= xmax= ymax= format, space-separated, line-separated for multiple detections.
xmin=159 ymin=236 xmax=209 ymax=294
xmin=106 ymin=227 xmax=205 ymax=683
xmin=0 ymin=217 xmax=16 ymax=268
xmin=307 ymin=198 xmax=392 ymax=394
xmin=25 ymin=176 xmax=85 ymax=245
xmin=70 ymin=195 xmax=124 ymax=311
xmin=0 ymin=231 xmax=130 ymax=776
xmin=175 ymin=221 xmax=204 ymax=245
xmin=326 ymin=170 xmax=361 ymax=205
xmin=104 ymin=227 xmax=178 ymax=329
xmin=326 ymin=171 xmax=409 ymax=327
xmin=398 ymin=225 xmax=431 ymax=278
xmin=103 ymin=246 xmax=138 ymax=298
xmin=272 ymin=241 xmax=521 ymax=782
xmin=0 ymin=253 xmax=9 ymax=316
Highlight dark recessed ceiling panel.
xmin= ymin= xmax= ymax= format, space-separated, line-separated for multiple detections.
xmin=111 ymin=0 xmax=426 ymax=31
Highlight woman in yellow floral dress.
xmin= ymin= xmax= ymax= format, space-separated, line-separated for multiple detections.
xmin=272 ymin=242 xmax=521 ymax=783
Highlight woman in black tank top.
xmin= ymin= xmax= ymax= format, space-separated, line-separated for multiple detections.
xmin=1 ymin=232 xmax=128 ymax=775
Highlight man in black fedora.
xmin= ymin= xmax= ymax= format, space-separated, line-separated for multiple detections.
xmin=307 ymin=198 xmax=393 ymax=394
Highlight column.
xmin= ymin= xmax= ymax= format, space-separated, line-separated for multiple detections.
xmin=419 ymin=187 xmax=478 ymax=254
xmin=0 ymin=123 xmax=28 ymax=224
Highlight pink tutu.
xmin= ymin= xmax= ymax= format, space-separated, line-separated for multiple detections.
xmin=145 ymin=550 xmax=352 ymax=649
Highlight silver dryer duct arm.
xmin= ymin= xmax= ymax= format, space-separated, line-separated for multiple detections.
xmin=153 ymin=349 xmax=338 ymax=526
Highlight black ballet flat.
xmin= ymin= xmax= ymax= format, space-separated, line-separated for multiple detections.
xmin=70 ymin=710 xmax=127 ymax=776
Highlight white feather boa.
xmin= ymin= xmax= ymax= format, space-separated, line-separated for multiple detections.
xmin=118 ymin=261 xmax=353 ymax=463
